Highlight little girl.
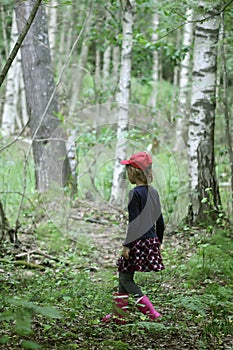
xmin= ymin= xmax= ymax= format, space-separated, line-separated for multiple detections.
xmin=103 ymin=151 xmax=165 ymax=324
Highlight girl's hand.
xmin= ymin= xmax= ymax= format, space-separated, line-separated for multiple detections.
xmin=122 ymin=246 xmax=130 ymax=260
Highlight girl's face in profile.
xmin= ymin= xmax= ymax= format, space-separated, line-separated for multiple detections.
xmin=126 ymin=165 xmax=136 ymax=184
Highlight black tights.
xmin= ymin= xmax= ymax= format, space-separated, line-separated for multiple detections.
xmin=118 ymin=271 xmax=143 ymax=298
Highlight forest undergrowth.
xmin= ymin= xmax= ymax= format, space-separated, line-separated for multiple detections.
xmin=0 ymin=203 xmax=232 ymax=350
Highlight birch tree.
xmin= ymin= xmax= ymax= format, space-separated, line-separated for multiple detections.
xmin=46 ymin=0 xmax=58 ymax=62
xmin=15 ymin=0 xmax=70 ymax=191
xmin=102 ymin=10 xmax=112 ymax=91
xmin=173 ymin=8 xmax=193 ymax=152
xmin=188 ymin=1 xmax=221 ymax=224
xmin=110 ymin=0 xmax=135 ymax=205
xmin=149 ymin=0 xmax=159 ymax=110
xmin=68 ymin=14 xmax=92 ymax=117
xmin=1 ymin=10 xmax=28 ymax=135
xmin=220 ymin=13 xmax=233 ymax=214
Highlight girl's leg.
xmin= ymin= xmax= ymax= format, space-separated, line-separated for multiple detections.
xmin=119 ymin=272 xmax=161 ymax=321
xmin=119 ymin=271 xmax=143 ymax=298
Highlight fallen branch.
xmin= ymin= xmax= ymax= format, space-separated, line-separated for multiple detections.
xmin=69 ymin=215 xmax=109 ymax=225
xmin=0 ymin=258 xmax=46 ymax=270
xmin=15 ymin=249 xmax=59 ymax=262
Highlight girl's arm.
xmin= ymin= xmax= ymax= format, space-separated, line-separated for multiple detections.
xmin=156 ymin=214 xmax=165 ymax=243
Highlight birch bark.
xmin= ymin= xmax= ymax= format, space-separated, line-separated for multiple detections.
xmin=149 ymin=1 xmax=159 ymax=110
xmin=102 ymin=11 xmax=112 ymax=86
xmin=110 ymin=0 xmax=135 ymax=205
xmin=1 ymin=11 xmax=20 ymax=135
xmin=1 ymin=10 xmax=28 ymax=135
xmin=46 ymin=0 xmax=58 ymax=62
xmin=173 ymin=9 xmax=193 ymax=152
xmin=103 ymin=46 xmax=111 ymax=84
xmin=220 ymin=13 xmax=233 ymax=214
xmin=188 ymin=1 xmax=221 ymax=223
xmin=112 ymin=46 xmax=120 ymax=87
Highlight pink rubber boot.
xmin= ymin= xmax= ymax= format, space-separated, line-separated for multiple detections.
xmin=136 ymin=295 xmax=161 ymax=321
xmin=102 ymin=293 xmax=129 ymax=324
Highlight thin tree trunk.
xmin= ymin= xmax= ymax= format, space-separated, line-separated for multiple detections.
xmin=103 ymin=46 xmax=111 ymax=84
xmin=1 ymin=5 xmax=9 ymax=58
xmin=1 ymin=10 xmax=20 ymax=135
xmin=220 ymin=13 xmax=233 ymax=215
xmin=149 ymin=1 xmax=159 ymax=110
xmin=112 ymin=46 xmax=120 ymax=89
xmin=95 ymin=49 xmax=101 ymax=94
xmin=66 ymin=12 xmax=92 ymax=193
xmin=112 ymin=8 xmax=121 ymax=93
xmin=0 ymin=200 xmax=8 ymax=242
xmin=19 ymin=65 xmax=29 ymax=127
xmin=2 ymin=10 xmax=29 ymax=135
xmin=188 ymin=1 xmax=221 ymax=224
xmin=57 ymin=8 xmax=68 ymax=72
xmin=173 ymin=9 xmax=193 ymax=152
xmin=110 ymin=0 xmax=135 ymax=206
xmin=46 ymin=0 xmax=58 ymax=62
xmin=102 ymin=10 xmax=112 ymax=87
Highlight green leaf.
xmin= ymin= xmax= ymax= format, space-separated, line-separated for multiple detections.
xmin=9 ymin=299 xmax=62 ymax=319
xmin=21 ymin=340 xmax=42 ymax=349
xmin=0 ymin=335 xmax=10 ymax=344
xmin=201 ymin=197 xmax=208 ymax=203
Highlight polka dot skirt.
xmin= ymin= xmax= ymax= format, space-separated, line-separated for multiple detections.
xmin=117 ymin=237 xmax=165 ymax=273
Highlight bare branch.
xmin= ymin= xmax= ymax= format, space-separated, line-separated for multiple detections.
xmin=157 ymin=0 xmax=233 ymax=43
xmin=0 ymin=0 xmax=43 ymax=87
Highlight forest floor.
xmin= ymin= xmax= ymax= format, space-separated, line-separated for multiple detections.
xmin=0 ymin=201 xmax=233 ymax=350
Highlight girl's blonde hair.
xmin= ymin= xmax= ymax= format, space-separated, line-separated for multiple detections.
xmin=128 ymin=164 xmax=153 ymax=184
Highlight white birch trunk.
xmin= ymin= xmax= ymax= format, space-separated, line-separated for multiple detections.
xmin=46 ymin=0 xmax=58 ymax=62
xmin=2 ymin=11 xmax=20 ymax=135
xmin=19 ymin=66 xmax=29 ymax=126
xmin=1 ymin=10 xmax=29 ymax=135
xmin=149 ymin=1 xmax=159 ymax=109
xmin=103 ymin=46 xmax=111 ymax=83
xmin=110 ymin=0 xmax=135 ymax=206
xmin=66 ymin=13 xmax=92 ymax=192
xmin=57 ymin=11 xmax=66 ymax=72
xmin=66 ymin=43 xmax=89 ymax=191
xmin=188 ymin=1 xmax=221 ymax=223
xmin=173 ymin=9 xmax=193 ymax=152
xmin=112 ymin=46 xmax=120 ymax=88
xmin=102 ymin=10 xmax=112 ymax=85
xmin=95 ymin=49 xmax=101 ymax=93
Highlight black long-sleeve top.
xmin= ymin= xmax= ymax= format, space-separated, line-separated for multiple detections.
xmin=123 ymin=185 xmax=165 ymax=247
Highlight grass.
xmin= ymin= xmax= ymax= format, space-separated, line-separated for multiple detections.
xmin=0 ymin=219 xmax=232 ymax=350
xmin=0 ymin=126 xmax=232 ymax=349
xmin=0 ymin=139 xmax=35 ymax=226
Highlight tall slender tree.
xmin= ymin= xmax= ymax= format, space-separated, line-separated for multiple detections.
xmin=149 ymin=0 xmax=159 ymax=110
xmin=1 ymin=10 xmax=28 ymax=135
xmin=173 ymin=8 xmax=193 ymax=152
xmin=46 ymin=0 xmax=58 ymax=62
xmin=110 ymin=0 xmax=135 ymax=205
xmin=188 ymin=1 xmax=221 ymax=224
